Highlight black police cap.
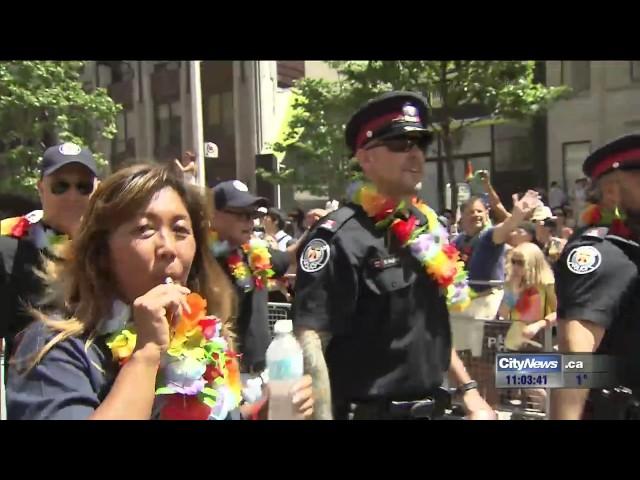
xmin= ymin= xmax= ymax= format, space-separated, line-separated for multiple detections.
xmin=583 ymin=133 xmax=640 ymax=180
xmin=345 ymin=91 xmax=432 ymax=157
xmin=40 ymin=142 xmax=98 ymax=177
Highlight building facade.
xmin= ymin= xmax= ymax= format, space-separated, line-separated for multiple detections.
xmin=546 ymin=61 xmax=640 ymax=192
xmin=84 ymin=61 xmax=305 ymax=195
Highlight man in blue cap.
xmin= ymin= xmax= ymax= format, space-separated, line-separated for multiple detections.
xmin=1 ymin=143 xmax=99 ymax=380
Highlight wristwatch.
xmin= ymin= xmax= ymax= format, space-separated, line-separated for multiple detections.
xmin=457 ymin=380 xmax=479 ymax=394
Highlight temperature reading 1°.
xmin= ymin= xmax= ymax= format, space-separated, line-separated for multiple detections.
xmin=576 ymin=373 xmax=588 ymax=385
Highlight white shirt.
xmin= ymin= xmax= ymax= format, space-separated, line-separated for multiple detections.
xmin=548 ymin=186 xmax=566 ymax=209
xmin=274 ymin=230 xmax=293 ymax=251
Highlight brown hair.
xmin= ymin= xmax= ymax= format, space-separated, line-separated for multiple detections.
xmin=20 ymin=164 xmax=235 ymax=370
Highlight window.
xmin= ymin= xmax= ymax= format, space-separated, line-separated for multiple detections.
xmin=155 ymin=101 xmax=182 ymax=152
xmin=561 ymin=61 xmax=590 ymax=94
xmin=562 ymin=141 xmax=591 ymax=190
xmin=114 ymin=109 xmax=136 ymax=154
xmin=207 ymin=95 xmax=222 ymax=127
xmin=222 ymin=92 xmax=234 ymax=135
xmin=154 ymin=61 xmax=181 ymax=73
xmin=495 ymin=136 xmax=533 ymax=172
xmin=631 ymin=61 xmax=640 ymax=82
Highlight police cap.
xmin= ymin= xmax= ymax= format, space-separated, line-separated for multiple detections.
xmin=345 ymin=91 xmax=432 ymax=157
xmin=583 ymin=133 xmax=640 ymax=180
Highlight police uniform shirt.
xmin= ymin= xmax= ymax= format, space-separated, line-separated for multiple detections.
xmin=555 ymin=228 xmax=640 ymax=382
xmin=0 ymin=232 xmax=44 ymax=365
xmin=293 ymin=204 xmax=452 ymax=411
xmin=6 ymin=321 xmax=118 ymax=420
xmin=221 ymin=248 xmax=291 ymax=372
xmin=7 ymin=317 xmax=244 ymax=420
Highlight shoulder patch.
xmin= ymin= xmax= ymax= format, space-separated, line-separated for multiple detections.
xmin=300 ymin=238 xmax=331 ymax=273
xmin=566 ymin=245 xmax=602 ymax=275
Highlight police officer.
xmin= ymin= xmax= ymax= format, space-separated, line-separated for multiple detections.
xmin=209 ymin=180 xmax=304 ymax=384
xmin=0 ymin=143 xmax=99 ymax=378
xmin=292 ymin=91 xmax=496 ymax=420
xmin=551 ymin=134 xmax=640 ymax=420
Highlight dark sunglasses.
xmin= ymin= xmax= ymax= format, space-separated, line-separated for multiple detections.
xmin=511 ymin=258 xmax=525 ymax=267
xmin=365 ymin=135 xmax=430 ymax=154
xmin=223 ymin=209 xmax=261 ymax=221
xmin=50 ymin=180 xmax=94 ymax=196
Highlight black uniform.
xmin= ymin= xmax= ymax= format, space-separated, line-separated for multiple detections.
xmin=0 ymin=232 xmax=46 ymax=381
xmin=293 ymin=205 xmax=452 ymax=419
xmin=220 ymin=247 xmax=290 ymax=373
xmin=555 ymin=226 xmax=640 ymax=418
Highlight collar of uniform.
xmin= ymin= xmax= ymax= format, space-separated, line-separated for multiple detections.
xmin=28 ymin=221 xmax=69 ymax=252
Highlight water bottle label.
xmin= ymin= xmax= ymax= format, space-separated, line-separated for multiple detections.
xmin=268 ymin=356 xmax=303 ymax=381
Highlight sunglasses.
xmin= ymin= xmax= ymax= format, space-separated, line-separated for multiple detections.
xmin=511 ymin=258 xmax=525 ymax=267
xmin=50 ymin=180 xmax=94 ymax=196
xmin=365 ymin=136 xmax=430 ymax=154
xmin=222 ymin=209 xmax=261 ymax=221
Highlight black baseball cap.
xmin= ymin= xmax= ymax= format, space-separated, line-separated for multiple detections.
xmin=345 ymin=91 xmax=432 ymax=157
xmin=40 ymin=143 xmax=98 ymax=177
xmin=213 ymin=180 xmax=269 ymax=211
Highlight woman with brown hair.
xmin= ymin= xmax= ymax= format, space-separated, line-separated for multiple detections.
xmin=6 ymin=164 xmax=312 ymax=420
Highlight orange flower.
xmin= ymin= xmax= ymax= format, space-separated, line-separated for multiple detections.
xmin=174 ymin=293 xmax=207 ymax=337
xmin=225 ymin=355 xmax=242 ymax=401
xmin=360 ymin=187 xmax=388 ymax=217
xmin=250 ymin=252 xmax=270 ymax=271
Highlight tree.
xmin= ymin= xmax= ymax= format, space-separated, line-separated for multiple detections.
xmin=262 ymin=61 xmax=568 ymax=206
xmin=0 ymin=61 xmax=121 ymax=194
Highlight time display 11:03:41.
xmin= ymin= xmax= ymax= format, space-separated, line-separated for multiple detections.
xmin=504 ymin=375 xmax=548 ymax=386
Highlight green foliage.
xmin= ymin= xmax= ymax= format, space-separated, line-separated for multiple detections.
xmin=0 ymin=61 xmax=121 ymax=194
xmin=261 ymin=61 xmax=568 ymax=200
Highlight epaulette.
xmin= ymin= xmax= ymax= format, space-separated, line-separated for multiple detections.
xmin=312 ymin=205 xmax=357 ymax=235
xmin=580 ymin=226 xmax=609 ymax=241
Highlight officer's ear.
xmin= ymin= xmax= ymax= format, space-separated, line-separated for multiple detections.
xmin=355 ymin=148 xmax=371 ymax=174
xmin=599 ymin=173 xmax=620 ymax=205
xmin=37 ymin=178 xmax=45 ymax=202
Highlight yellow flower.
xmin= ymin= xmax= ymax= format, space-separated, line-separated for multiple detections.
xmin=106 ymin=329 xmax=137 ymax=361
xmin=359 ymin=186 xmax=387 ymax=217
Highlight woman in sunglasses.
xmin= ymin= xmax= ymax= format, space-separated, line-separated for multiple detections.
xmin=500 ymin=242 xmax=557 ymax=352
xmin=6 ymin=165 xmax=313 ymax=420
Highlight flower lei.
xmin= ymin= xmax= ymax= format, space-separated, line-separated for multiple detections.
xmin=349 ymin=182 xmax=472 ymax=311
xmin=106 ymin=293 xmax=243 ymax=420
xmin=208 ymin=231 xmax=274 ymax=292
xmin=580 ymin=204 xmax=635 ymax=239
xmin=1 ymin=210 xmax=69 ymax=254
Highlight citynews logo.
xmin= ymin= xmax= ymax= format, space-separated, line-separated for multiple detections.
xmin=496 ymin=354 xmax=562 ymax=372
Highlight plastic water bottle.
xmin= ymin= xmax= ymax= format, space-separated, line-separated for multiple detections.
xmin=266 ymin=320 xmax=304 ymax=420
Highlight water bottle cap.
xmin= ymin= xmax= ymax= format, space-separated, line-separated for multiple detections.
xmin=273 ymin=319 xmax=293 ymax=334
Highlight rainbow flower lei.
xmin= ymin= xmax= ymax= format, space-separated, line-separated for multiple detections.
xmin=349 ymin=182 xmax=472 ymax=311
xmin=580 ymin=204 xmax=635 ymax=239
xmin=208 ymin=231 xmax=274 ymax=291
xmin=1 ymin=210 xmax=69 ymax=254
xmin=106 ymin=293 xmax=243 ymax=420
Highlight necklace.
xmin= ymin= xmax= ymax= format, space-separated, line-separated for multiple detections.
xmin=349 ymin=182 xmax=472 ymax=310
